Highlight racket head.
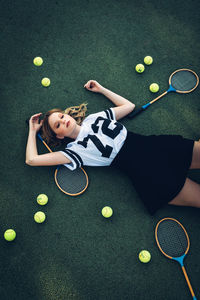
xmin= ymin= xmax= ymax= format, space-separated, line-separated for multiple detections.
xmin=169 ymin=69 xmax=199 ymax=93
xmin=155 ymin=218 xmax=190 ymax=259
xmin=54 ymin=166 xmax=88 ymax=196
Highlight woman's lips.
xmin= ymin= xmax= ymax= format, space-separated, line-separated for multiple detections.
xmin=66 ymin=120 xmax=70 ymax=128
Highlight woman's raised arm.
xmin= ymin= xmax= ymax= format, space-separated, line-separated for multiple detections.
xmin=26 ymin=113 xmax=71 ymax=166
xmin=84 ymin=80 xmax=135 ymax=120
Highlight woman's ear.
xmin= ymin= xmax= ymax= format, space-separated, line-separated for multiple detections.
xmin=56 ymin=134 xmax=64 ymax=139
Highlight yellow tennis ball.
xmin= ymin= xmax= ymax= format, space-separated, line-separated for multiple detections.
xmin=101 ymin=206 xmax=113 ymax=218
xmin=41 ymin=77 xmax=50 ymax=87
xmin=144 ymin=56 xmax=153 ymax=65
xmin=33 ymin=57 xmax=43 ymax=66
xmin=139 ymin=250 xmax=151 ymax=263
xmin=149 ymin=83 xmax=159 ymax=93
xmin=4 ymin=229 xmax=16 ymax=241
xmin=37 ymin=194 xmax=48 ymax=205
xmin=135 ymin=64 xmax=145 ymax=73
xmin=34 ymin=211 xmax=46 ymax=223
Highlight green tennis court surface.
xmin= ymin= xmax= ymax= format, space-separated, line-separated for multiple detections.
xmin=0 ymin=0 xmax=200 ymax=299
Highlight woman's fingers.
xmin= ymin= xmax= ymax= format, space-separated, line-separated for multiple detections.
xmin=84 ymin=80 xmax=103 ymax=93
xmin=90 ymin=81 xmax=95 ymax=88
xmin=32 ymin=112 xmax=42 ymax=118
xmin=84 ymin=81 xmax=90 ymax=89
xmin=30 ymin=113 xmax=42 ymax=125
xmin=84 ymin=80 xmax=96 ymax=89
xmin=31 ymin=113 xmax=42 ymax=120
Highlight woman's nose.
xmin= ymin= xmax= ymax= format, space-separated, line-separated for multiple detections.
xmin=61 ymin=116 xmax=66 ymax=123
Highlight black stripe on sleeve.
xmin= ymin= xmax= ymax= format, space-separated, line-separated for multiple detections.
xmin=107 ymin=108 xmax=114 ymax=120
xmin=63 ymin=149 xmax=81 ymax=168
xmin=64 ymin=149 xmax=83 ymax=167
xmin=104 ymin=109 xmax=114 ymax=120
xmin=104 ymin=110 xmax=110 ymax=119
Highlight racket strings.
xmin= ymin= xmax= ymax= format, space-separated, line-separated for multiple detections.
xmin=157 ymin=220 xmax=188 ymax=257
xmin=55 ymin=166 xmax=88 ymax=195
xmin=171 ymin=70 xmax=197 ymax=91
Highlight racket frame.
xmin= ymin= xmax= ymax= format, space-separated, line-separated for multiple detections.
xmin=128 ymin=68 xmax=199 ymax=118
xmin=155 ymin=217 xmax=190 ymax=264
xmin=168 ymin=69 xmax=199 ymax=94
xmin=54 ymin=167 xmax=88 ymax=196
xmin=37 ymin=132 xmax=89 ymax=196
xmin=155 ymin=217 xmax=197 ymax=300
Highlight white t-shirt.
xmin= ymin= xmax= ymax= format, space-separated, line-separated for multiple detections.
xmin=60 ymin=108 xmax=127 ymax=170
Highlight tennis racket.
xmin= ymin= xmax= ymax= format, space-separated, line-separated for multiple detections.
xmin=155 ymin=218 xmax=197 ymax=300
xmin=128 ymin=69 xmax=199 ymax=118
xmin=37 ymin=133 xmax=89 ymax=196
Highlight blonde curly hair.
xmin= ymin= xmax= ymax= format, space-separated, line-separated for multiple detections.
xmin=42 ymin=103 xmax=87 ymax=146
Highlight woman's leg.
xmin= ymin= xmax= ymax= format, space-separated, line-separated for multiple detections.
xmin=168 ymin=178 xmax=200 ymax=208
xmin=190 ymin=141 xmax=200 ymax=169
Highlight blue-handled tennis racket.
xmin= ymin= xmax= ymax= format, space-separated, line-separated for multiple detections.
xmin=128 ymin=69 xmax=199 ymax=118
xmin=155 ymin=218 xmax=197 ymax=300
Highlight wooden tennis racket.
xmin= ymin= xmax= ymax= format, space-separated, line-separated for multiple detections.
xmin=155 ymin=218 xmax=197 ymax=300
xmin=37 ymin=133 xmax=89 ymax=196
xmin=128 ymin=69 xmax=199 ymax=118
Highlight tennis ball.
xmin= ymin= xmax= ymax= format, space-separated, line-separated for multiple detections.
xmin=37 ymin=194 xmax=48 ymax=205
xmin=144 ymin=56 xmax=153 ymax=65
xmin=4 ymin=229 xmax=16 ymax=242
xmin=33 ymin=57 xmax=43 ymax=66
xmin=135 ymin=64 xmax=145 ymax=73
xmin=149 ymin=83 xmax=159 ymax=93
xmin=34 ymin=211 xmax=46 ymax=223
xmin=101 ymin=206 xmax=113 ymax=218
xmin=41 ymin=77 xmax=50 ymax=87
xmin=139 ymin=250 xmax=151 ymax=263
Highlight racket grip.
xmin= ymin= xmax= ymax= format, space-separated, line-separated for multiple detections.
xmin=37 ymin=133 xmax=43 ymax=142
xmin=37 ymin=133 xmax=53 ymax=153
xmin=127 ymin=107 xmax=145 ymax=119
xmin=182 ymin=266 xmax=197 ymax=299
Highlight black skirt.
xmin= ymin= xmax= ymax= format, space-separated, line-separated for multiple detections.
xmin=111 ymin=131 xmax=194 ymax=214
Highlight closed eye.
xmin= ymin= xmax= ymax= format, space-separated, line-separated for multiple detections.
xmin=55 ymin=114 xmax=64 ymax=128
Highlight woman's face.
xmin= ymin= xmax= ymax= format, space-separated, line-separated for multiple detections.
xmin=48 ymin=112 xmax=77 ymax=139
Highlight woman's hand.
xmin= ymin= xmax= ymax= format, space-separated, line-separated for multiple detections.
xmin=29 ymin=113 xmax=43 ymax=133
xmin=84 ymin=80 xmax=104 ymax=93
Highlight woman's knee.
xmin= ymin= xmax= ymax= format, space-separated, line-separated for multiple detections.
xmin=190 ymin=141 xmax=200 ymax=169
xmin=168 ymin=178 xmax=200 ymax=207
